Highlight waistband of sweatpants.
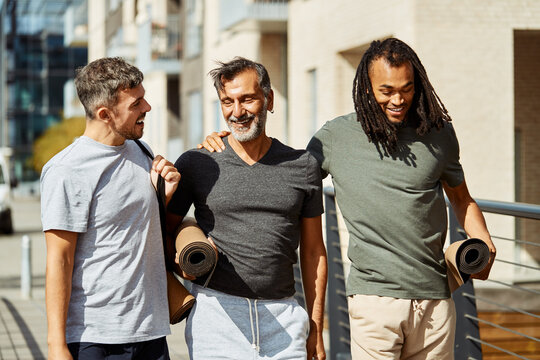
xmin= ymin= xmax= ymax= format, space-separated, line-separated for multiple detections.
xmin=190 ymin=283 xmax=297 ymax=305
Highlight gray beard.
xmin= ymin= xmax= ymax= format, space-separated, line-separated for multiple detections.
xmin=227 ymin=110 xmax=267 ymax=142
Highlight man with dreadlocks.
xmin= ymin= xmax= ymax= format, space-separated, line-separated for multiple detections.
xmin=199 ymin=38 xmax=496 ymax=359
xmin=305 ymin=38 xmax=497 ymax=359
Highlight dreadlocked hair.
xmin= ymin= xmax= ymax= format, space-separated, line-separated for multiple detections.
xmin=353 ymin=38 xmax=451 ymax=153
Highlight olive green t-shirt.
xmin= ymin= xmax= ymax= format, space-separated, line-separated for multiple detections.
xmin=307 ymin=113 xmax=464 ymax=299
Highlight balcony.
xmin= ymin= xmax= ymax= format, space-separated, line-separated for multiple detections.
xmin=137 ymin=14 xmax=182 ymax=74
xmin=220 ymin=0 xmax=288 ymax=33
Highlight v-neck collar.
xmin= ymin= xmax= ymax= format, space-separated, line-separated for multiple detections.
xmin=224 ymin=136 xmax=275 ymax=167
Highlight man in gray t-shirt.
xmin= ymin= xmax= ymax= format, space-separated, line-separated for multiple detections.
xmin=167 ymin=57 xmax=328 ymax=360
xmin=41 ymin=57 xmax=180 ymax=360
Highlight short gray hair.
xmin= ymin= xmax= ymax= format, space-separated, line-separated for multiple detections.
xmin=74 ymin=57 xmax=144 ymax=119
xmin=209 ymin=57 xmax=272 ymax=99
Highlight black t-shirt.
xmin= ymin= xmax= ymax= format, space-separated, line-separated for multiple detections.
xmin=169 ymin=137 xmax=323 ymax=299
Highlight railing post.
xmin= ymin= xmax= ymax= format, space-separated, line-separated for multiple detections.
xmin=21 ymin=234 xmax=32 ymax=299
xmin=448 ymin=205 xmax=482 ymax=359
xmin=324 ymin=189 xmax=351 ymax=360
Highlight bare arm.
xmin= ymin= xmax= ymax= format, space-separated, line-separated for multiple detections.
xmin=45 ymin=229 xmax=78 ymax=360
xmin=300 ymin=215 xmax=328 ymax=360
xmin=443 ymin=179 xmax=496 ymax=280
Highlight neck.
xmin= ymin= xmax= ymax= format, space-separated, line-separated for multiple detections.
xmin=228 ymin=133 xmax=272 ymax=165
xmin=83 ymin=119 xmax=125 ymax=146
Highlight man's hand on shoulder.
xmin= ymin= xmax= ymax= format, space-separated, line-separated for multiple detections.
xmin=151 ymin=155 xmax=181 ymax=205
xmin=197 ymin=131 xmax=230 ymax=153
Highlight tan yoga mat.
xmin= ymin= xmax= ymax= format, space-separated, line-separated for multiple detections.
xmin=175 ymin=218 xmax=218 ymax=277
xmin=166 ymin=271 xmax=195 ymax=324
xmin=445 ymin=238 xmax=490 ymax=292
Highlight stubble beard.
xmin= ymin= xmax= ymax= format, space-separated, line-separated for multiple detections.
xmin=113 ymin=114 xmax=146 ymax=141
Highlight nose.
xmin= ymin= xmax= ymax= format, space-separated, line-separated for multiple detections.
xmin=143 ymin=98 xmax=151 ymax=112
xmin=232 ymin=101 xmax=244 ymax=118
xmin=390 ymin=93 xmax=404 ymax=106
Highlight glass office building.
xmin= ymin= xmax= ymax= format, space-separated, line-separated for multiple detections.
xmin=1 ymin=0 xmax=87 ymax=182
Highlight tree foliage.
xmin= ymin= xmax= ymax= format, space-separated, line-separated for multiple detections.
xmin=32 ymin=116 xmax=86 ymax=174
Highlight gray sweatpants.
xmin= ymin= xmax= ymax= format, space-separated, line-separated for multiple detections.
xmin=185 ymin=283 xmax=310 ymax=360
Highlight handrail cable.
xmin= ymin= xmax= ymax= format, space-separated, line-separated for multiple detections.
xmin=493 ymin=258 xmax=540 ymax=271
xmin=461 ymin=292 xmax=540 ymax=320
xmin=492 ymin=236 xmax=540 ymax=247
xmin=484 ymin=279 xmax=540 ymax=295
xmin=464 ymin=314 xmax=540 ymax=343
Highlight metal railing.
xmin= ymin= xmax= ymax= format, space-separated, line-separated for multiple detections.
xmin=323 ymin=187 xmax=540 ymax=360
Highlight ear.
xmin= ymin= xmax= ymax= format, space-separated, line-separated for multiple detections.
xmin=266 ymin=89 xmax=274 ymax=113
xmin=96 ymin=107 xmax=112 ymax=123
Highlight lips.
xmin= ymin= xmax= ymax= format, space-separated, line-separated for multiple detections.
xmin=387 ymin=107 xmax=404 ymax=113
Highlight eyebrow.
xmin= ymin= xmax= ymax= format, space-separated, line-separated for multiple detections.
xmin=220 ymin=92 xmax=259 ymax=101
xmin=379 ymin=81 xmax=414 ymax=89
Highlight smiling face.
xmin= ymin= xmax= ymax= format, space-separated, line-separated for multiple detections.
xmin=218 ymin=69 xmax=273 ymax=142
xmin=369 ymin=57 xmax=415 ymax=124
xmin=108 ymin=84 xmax=151 ymax=143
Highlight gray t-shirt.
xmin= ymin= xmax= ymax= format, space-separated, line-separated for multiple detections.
xmin=307 ymin=113 xmax=464 ymax=299
xmin=40 ymin=136 xmax=170 ymax=344
xmin=169 ymin=137 xmax=323 ymax=299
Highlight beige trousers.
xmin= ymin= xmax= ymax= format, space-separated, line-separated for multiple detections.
xmin=348 ymin=295 xmax=456 ymax=360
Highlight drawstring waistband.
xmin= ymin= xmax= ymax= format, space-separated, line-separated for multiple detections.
xmin=246 ymin=298 xmax=260 ymax=353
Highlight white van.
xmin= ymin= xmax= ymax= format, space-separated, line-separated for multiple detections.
xmin=0 ymin=149 xmax=14 ymax=234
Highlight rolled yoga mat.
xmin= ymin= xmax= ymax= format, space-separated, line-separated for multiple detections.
xmin=176 ymin=218 xmax=218 ymax=277
xmin=445 ymin=238 xmax=490 ymax=292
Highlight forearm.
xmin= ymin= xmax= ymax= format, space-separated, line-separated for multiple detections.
xmin=456 ymin=200 xmax=493 ymax=246
xmin=46 ymin=253 xmax=73 ymax=347
xmin=300 ymin=246 xmax=328 ymax=334
xmin=45 ymin=231 xmax=77 ymax=349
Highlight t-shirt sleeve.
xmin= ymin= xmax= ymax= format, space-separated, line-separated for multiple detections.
xmin=40 ymin=164 xmax=91 ymax=233
xmin=306 ymin=121 xmax=332 ymax=179
xmin=167 ymin=152 xmax=194 ymax=216
xmin=301 ymin=153 xmax=324 ymax=218
xmin=441 ymin=123 xmax=465 ymax=187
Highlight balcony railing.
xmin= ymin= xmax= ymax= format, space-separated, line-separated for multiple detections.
xmin=151 ymin=15 xmax=182 ymax=61
xmin=220 ymin=0 xmax=288 ymax=33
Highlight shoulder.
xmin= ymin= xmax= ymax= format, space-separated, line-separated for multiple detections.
xmin=174 ymin=148 xmax=221 ymax=173
xmin=271 ymin=139 xmax=319 ymax=170
xmin=325 ymin=112 xmax=358 ymax=131
xmin=431 ymin=120 xmax=460 ymax=146
xmin=41 ymin=137 xmax=87 ymax=174
xmin=311 ymin=112 xmax=360 ymax=142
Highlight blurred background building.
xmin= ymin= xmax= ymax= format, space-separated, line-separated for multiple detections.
xmin=0 ymin=0 xmax=87 ymax=187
